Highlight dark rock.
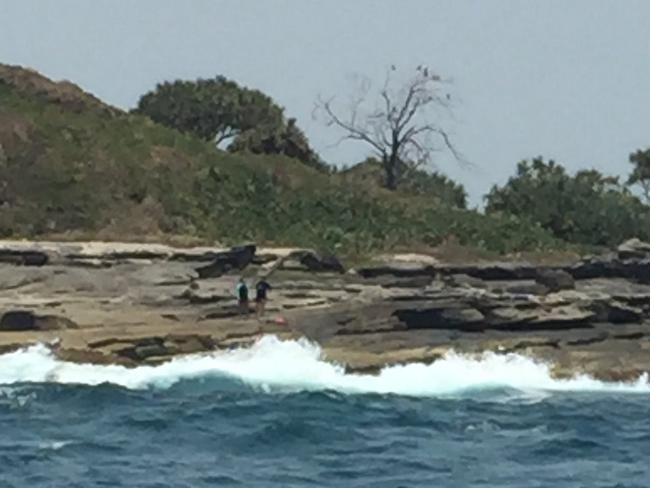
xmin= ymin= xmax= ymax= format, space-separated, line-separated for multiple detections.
xmin=566 ymin=255 xmax=650 ymax=282
xmin=368 ymin=276 xmax=434 ymax=288
xmin=612 ymin=330 xmax=645 ymax=340
xmin=66 ymin=251 xmax=168 ymax=261
xmin=113 ymin=337 xmax=169 ymax=360
xmin=632 ymin=259 xmax=650 ymax=283
xmin=298 ymin=251 xmax=345 ymax=273
xmin=535 ymin=269 xmax=575 ymax=292
xmin=0 ymin=311 xmax=77 ymax=331
xmin=133 ymin=343 xmax=169 ymax=359
xmin=393 ymin=304 xmax=485 ymax=331
xmin=2 ymin=311 xmax=38 ymax=331
xmin=602 ymin=302 xmax=643 ymax=324
xmin=0 ymin=250 xmax=48 ymax=266
xmin=445 ymin=262 xmax=538 ymax=281
xmin=358 ymin=262 xmax=436 ymax=278
xmin=195 ymin=244 xmax=256 ymax=279
xmin=165 ymin=334 xmax=215 ymax=354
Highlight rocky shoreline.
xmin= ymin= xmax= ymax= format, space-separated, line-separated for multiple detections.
xmin=2 ymin=239 xmax=650 ymax=382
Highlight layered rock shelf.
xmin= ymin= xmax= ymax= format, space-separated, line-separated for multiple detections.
xmin=2 ymin=239 xmax=650 ymax=381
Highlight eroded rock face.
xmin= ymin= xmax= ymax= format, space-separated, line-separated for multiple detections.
xmin=357 ymin=262 xmax=436 ymax=279
xmin=535 ymin=269 xmax=575 ymax=292
xmin=87 ymin=334 xmax=217 ymax=363
xmin=1 ymin=239 xmax=650 ymax=381
xmin=298 ymin=251 xmax=345 ymax=273
xmin=195 ymin=244 xmax=256 ymax=279
xmin=0 ymin=250 xmax=48 ymax=266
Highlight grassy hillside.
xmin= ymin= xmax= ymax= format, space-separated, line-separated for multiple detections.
xmin=0 ymin=64 xmax=565 ymax=257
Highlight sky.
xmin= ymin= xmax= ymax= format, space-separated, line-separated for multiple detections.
xmin=1 ymin=0 xmax=649 ymax=206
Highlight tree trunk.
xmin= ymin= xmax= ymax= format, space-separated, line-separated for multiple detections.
xmin=384 ymin=155 xmax=397 ymax=190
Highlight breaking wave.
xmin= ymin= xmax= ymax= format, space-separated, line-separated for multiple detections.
xmin=0 ymin=336 xmax=648 ymax=395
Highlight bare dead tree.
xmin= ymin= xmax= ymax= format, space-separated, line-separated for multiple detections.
xmin=316 ymin=65 xmax=460 ymax=190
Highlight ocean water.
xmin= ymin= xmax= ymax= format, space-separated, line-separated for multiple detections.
xmin=1 ymin=336 xmax=649 ymax=487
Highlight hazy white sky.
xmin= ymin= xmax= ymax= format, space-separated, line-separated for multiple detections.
xmin=2 ymin=0 xmax=649 ymax=205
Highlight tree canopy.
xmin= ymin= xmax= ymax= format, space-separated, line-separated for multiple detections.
xmin=136 ymin=76 xmax=325 ymax=170
xmin=135 ymin=77 xmax=284 ymax=145
xmin=628 ymin=148 xmax=650 ymax=202
xmin=485 ymin=158 xmax=650 ymax=246
xmin=230 ymin=118 xmax=329 ymax=172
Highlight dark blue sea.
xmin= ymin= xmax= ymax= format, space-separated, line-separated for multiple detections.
xmin=1 ymin=337 xmax=649 ymax=487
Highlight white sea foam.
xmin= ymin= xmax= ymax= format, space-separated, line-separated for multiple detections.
xmin=0 ymin=336 xmax=648 ymax=395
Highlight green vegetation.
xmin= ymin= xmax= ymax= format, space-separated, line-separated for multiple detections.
xmin=485 ymin=158 xmax=650 ymax=247
xmin=229 ymin=117 xmax=328 ymax=172
xmin=135 ymin=77 xmax=283 ymax=145
xmin=0 ymin=64 xmax=567 ymax=258
xmin=628 ymin=148 xmax=650 ymax=203
xmin=135 ymin=76 xmax=326 ymax=171
xmin=3 ymin=64 xmax=649 ymax=259
xmin=339 ymin=158 xmax=467 ymax=209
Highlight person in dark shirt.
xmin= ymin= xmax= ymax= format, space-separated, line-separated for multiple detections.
xmin=255 ymin=278 xmax=272 ymax=320
xmin=236 ymin=278 xmax=249 ymax=316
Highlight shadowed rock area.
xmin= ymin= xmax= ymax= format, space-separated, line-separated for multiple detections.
xmin=2 ymin=238 xmax=650 ymax=381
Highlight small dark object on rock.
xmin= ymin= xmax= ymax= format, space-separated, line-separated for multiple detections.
xmin=299 ymin=251 xmax=345 ymax=273
xmin=535 ymin=269 xmax=575 ymax=292
xmin=196 ymin=244 xmax=256 ymax=279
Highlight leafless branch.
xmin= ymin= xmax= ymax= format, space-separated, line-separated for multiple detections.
xmin=316 ymin=65 xmax=467 ymax=188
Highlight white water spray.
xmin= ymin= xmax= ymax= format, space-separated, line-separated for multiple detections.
xmin=0 ymin=336 xmax=647 ymax=395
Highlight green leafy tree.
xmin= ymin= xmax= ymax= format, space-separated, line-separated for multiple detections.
xmin=628 ymin=148 xmax=650 ymax=203
xmin=135 ymin=77 xmax=284 ymax=145
xmin=229 ymin=118 xmax=329 ymax=172
xmin=401 ymin=168 xmax=467 ymax=208
xmin=485 ymin=158 xmax=650 ymax=246
xmin=136 ymin=77 xmax=325 ymax=170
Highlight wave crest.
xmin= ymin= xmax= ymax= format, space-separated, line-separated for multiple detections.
xmin=0 ymin=336 xmax=648 ymax=395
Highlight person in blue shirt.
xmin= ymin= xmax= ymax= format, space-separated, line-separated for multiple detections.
xmin=236 ymin=278 xmax=249 ymax=316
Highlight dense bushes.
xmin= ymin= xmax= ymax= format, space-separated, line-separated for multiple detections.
xmin=189 ymin=162 xmax=559 ymax=255
xmin=485 ymin=158 xmax=650 ymax=246
xmin=0 ymin=66 xmax=585 ymax=257
xmin=339 ymin=158 xmax=467 ymax=209
xmin=135 ymin=77 xmax=325 ymax=170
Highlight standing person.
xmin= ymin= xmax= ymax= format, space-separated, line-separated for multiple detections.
xmin=255 ymin=277 xmax=272 ymax=320
xmin=236 ymin=277 xmax=249 ymax=316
